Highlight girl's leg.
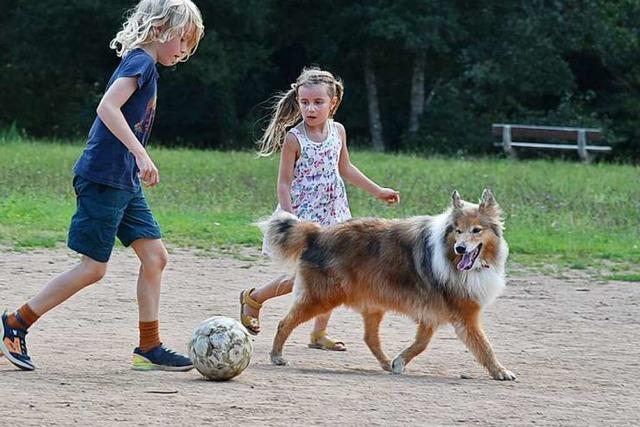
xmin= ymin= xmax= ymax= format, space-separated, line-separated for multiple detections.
xmin=312 ymin=311 xmax=331 ymax=334
xmin=309 ymin=311 xmax=347 ymax=351
xmin=27 ymin=256 xmax=108 ymax=317
xmin=240 ymin=275 xmax=293 ymax=334
xmin=243 ymin=274 xmax=293 ymax=318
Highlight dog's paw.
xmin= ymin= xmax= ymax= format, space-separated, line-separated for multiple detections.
xmin=492 ymin=368 xmax=517 ymax=381
xmin=380 ymin=360 xmax=392 ymax=372
xmin=390 ymin=356 xmax=406 ymax=374
xmin=270 ymin=354 xmax=289 ymax=366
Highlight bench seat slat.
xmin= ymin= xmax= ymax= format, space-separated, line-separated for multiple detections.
xmin=494 ymin=142 xmax=612 ymax=151
xmin=492 ymin=123 xmax=601 ymax=133
xmin=492 ymin=124 xmax=604 ymax=141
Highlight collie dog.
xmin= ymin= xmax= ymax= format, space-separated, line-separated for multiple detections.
xmin=262 ymin=189 xmax=516 ymax=381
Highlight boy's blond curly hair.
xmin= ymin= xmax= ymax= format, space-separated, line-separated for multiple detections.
xmin=110 ymin=0 xmax=204 ymax=61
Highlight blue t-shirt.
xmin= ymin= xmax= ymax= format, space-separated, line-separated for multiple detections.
xmin=74 ymin=48 xmax=158 ymax=191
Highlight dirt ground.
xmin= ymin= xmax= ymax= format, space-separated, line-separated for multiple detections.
xmin=1 ymin=246 xmax=638 ymax=426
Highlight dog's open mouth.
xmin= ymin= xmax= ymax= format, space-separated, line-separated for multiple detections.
xmin=457 ymin=244 xmax=482 ymax=271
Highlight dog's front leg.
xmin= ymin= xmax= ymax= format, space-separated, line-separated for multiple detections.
xmin=391 ymin=321 xmax=435 ymax=374
xmin=362 ymin=311 xmax=391 ymax=371
xmin=454 ymin=318 xmax=516 ymax=381
xmin=271 ymin=293 xmax=327 ymax=366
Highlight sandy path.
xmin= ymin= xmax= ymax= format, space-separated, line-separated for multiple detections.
xmin=1 ymin=247 xmax=638 ymax=426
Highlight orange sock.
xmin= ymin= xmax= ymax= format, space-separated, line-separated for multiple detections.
xmin=7 ymin=304 xmax=40 ymax=330
xmin=139 ymin=320 xmax=161 ymax=352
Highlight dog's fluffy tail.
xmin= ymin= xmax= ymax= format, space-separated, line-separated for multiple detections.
xmin=258 ymin=211 xmax=321 ymax=264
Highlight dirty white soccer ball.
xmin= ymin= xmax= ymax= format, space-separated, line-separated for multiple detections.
xmin=188 ymin=316 xmax=253 ymax=381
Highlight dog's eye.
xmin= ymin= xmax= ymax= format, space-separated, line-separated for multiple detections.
xmin=455 ymin=229 xmax=462 ymax=234
xmin=472 ymin=227 xmax=482 ymax=234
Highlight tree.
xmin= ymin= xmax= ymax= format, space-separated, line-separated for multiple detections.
xmin=363 ymin=48 xmax=385 ymax=151
xmin=562 ymin=0 xmax=640 ymax=160
xmin=1 ymin=0 xmax=638 ymax=160
xmin=0 ymin=0 xmax=132 ymax=136
xmin=368 ymin=0 xmax=463 ymax=137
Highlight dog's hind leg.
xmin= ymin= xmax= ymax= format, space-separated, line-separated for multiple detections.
xmin=391 ymin=321 xmax=435 ymax=374
xmin=361 ymin=310 xmax=391 ymax=372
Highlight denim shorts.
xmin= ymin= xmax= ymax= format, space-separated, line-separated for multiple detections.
xmin=67 ymin=175 xmax=162 ymax=262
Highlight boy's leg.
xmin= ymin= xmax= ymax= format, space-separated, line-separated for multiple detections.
xmin=131 ymin=238 xmax=168 ymax=324
xmin=27 ymin=256 xmax=107 ymax=316
xmin=117 ymin=188 xmax=191 ymax=371
xmin=129 ymin=238 xmax=191 ymax=371
xmin=2 ymin=176 xmax=123 ymax=371
xmin=1 ymin=256 xmax=107 ymax=370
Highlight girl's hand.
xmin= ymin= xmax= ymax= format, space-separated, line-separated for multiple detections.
xmin=135 ymin=151 xmax=160 ymax=186
xmin=377 ymin=187 xmax=400 ymax=204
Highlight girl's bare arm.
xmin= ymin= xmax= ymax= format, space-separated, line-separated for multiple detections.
xmin=276 ymin=132 xmax=300 ymax=213
xmin=336 ymin=123 xmax=399 ymax=204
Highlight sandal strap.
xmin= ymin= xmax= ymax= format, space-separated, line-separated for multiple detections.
xmin=242 ymin=288 xmax=262 ymax=310
xmin=310 ymin=329 xmax=328 ymax=342
xmin=308 ymin=331 xmax=347 ymax=351
xmin=241 ymin=314 xmax=260 ymax=328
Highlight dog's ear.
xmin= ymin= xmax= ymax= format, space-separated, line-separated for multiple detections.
xmin=451 ymin=190 xmax=464 ymax=209
xmin=479 ymin=188 xmax=499 ymax=214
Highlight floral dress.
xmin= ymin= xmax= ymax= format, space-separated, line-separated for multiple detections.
xmin=263 ymin=120 xmax=351 ymax=255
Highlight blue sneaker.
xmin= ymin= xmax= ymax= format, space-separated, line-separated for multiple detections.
xmin=0 ymin=311 xmax=35 ymax=371
xmin=132 ymin=344 xmax=193 ymax=371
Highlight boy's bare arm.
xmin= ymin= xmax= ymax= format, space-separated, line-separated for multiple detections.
xmin=96 ymin=77 xmax=159 ymax=186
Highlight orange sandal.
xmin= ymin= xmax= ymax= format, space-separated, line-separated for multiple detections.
xmin=239 ymin=288 xmax=262 ymax=335
xmin=308 ymin=330 xmax=347 ymax=351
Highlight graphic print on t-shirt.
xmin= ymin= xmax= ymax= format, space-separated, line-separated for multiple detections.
xmin=134 ymin=96 xmax=157 ymax=142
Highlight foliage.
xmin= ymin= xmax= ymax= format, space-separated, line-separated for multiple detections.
xmin=0 ymin=0 xmax=638 ymax=160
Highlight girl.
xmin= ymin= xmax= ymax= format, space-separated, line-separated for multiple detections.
xmin=240 ymin=67 xmax=400 ymax=351
xmin=1 ymin=0 xmax=204 ymax=371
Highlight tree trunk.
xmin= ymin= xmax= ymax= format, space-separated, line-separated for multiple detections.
xmin=408 ymin=51 xmax=426 ymax=135
xmin=364 ymin=49 xmax=384 ymax=152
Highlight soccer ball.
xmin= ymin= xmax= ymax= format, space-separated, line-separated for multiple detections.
xmin=188 ymin=316 xmax=253 ymax=381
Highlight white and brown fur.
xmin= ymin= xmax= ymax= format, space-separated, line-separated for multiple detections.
xmin=261 ymin=189 xmax=516 ymax=380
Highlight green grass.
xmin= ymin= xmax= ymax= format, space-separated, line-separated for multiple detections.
xmin=1 ymin=138 xmax=638 ymax=273
xmin=607 ymin=273 xmax=640 ymax=282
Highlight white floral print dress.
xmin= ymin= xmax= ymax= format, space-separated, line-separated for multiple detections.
xmin=263 ymin=120 xmax=351 ymax=255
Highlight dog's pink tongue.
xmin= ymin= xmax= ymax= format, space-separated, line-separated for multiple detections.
xmin=457 ymin=253 xmax=474 ymax=270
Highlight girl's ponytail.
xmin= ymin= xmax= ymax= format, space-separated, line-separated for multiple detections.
xmin=257 ymin=87 xmax=300 ymax=157
xmin=331 ymin=79 xmax=344 ymax=117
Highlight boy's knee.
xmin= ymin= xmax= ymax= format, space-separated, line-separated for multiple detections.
xmin=81 ymin=259 xmax=108 ymax=282
xmin=142 ymin=248 xmax=168 ymax=272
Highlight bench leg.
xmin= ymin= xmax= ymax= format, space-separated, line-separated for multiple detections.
xmin=577 ymin=130 xmax=590 ymax=163
xmin=502 ymin=125 xmax=516 ymax=159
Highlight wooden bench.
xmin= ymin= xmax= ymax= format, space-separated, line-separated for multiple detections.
xmin=492 ymin=124 xmax=612 ymax=162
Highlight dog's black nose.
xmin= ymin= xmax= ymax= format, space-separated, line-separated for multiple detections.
xmin=455 ymin=245 xmax=466 ymax=254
